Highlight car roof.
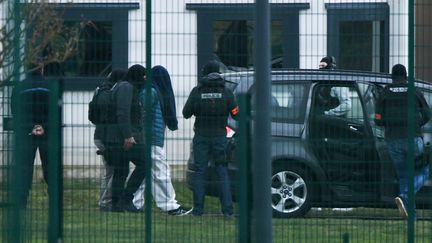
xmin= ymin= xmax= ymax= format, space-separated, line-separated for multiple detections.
xmin=222 ymin=69 xmax=432 ymax=92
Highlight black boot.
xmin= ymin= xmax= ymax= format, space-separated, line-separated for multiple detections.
xmin=118 ymin=194 xmax=140 ymax=213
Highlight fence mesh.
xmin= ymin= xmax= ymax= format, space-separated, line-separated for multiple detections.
xmin=0 ymin=0 xmax=431 ymax=242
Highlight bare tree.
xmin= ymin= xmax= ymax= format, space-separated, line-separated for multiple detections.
xmin=0 ymin=1 xmax=85 ymax=86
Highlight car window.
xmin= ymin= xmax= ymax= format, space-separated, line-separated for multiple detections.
xmin=420 ymin=88 xmax=432 ymax=125
xmin=313 ymin=83 xmax=364 ymax=122
xmin=421 ymin=89 xmax=432 ymax=108
xmin=270 ymin=83 xmax=308 ymax=123
xmin=346 ymin=89 xmax=363 ymax=121
xmin=358 ymin=82 xmax=382 ymax=123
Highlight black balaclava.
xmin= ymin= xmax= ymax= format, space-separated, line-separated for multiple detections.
xmin=202 ymin=60 xmax=221 ymax=76
xmin=391 ymin=64 xmax=407 ymax=83
xmin=126 ymin=64 xmax=146 ymax=88
xmin=319 ymin=56 xmax=336 ymax=70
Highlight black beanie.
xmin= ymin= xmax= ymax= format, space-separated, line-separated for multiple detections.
xmin=391 ymin=64 xmax=407 ymax=80
xmin=202 ymin=60 xmax=221 ymax=75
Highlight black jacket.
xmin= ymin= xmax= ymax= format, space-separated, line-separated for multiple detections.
xmin=105 ymin=81 xmax=142 ymax=144
xmin=375 ymin=81 xmax=431 ymax=139
xmin=93 ymin=79 xmax=116 ymax=141
xmin=11 ymin=74 xmax=50 ymax=135
xmin=183 ymin=73 xmax=238 ymax=137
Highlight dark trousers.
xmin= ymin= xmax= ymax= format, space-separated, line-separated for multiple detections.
xmin=105 ymin=143 xmax=146 ymax=206
xmin=16 ymin=135 xmax=49 ymax=207
xmin=192 ymin=134 xmax=233 ymax=215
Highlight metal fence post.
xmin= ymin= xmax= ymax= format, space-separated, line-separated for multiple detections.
xmin=47 ymin=79 xmax=63 ymax=243
xmin=237 ymin=94 xmax=252 ymax=243
xmin=343 ymin=233 xmax=350 ymax=243
xmin=407 ymin=0 xmax=415 ymax=242
xmin=145 ymin=0 xmax=153 ymax=242
xmin=254 ymin=0 xmax=272 ymax=242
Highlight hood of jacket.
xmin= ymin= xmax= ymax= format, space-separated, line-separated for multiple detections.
xmin=199 ymin=72 xmax=225 ymax=87
xmin=151 ymin=65 xmax=178 ymax=130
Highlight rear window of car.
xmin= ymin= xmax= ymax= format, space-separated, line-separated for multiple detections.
xmin=270 ymin=82 xmax=309 ymax=123
xmin=231 ymin=75 xmax=310 ymax=123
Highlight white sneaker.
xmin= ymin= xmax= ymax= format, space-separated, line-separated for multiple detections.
xmin=395 ymin=197 xmax=408 ymax=219
xmin=167 ymin=206 xmax=193 ymax=216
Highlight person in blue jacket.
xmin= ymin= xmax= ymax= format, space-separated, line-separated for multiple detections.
xmin=133 ymin=65 xmax=192 ymax=216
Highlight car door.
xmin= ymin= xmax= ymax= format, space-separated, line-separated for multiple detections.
xmin=308 ymin=82 xmax=380 ymax=202
xmin=416 ymin=86 xmax=432 ymax=205
xmin=357 ymin=82 xmax=399 ymax=202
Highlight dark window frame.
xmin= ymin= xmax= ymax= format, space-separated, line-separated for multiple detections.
xmin=55 ymin=3 xmax=139 ymax=90
xmin=326 ymin=3 xmax=390 ymax=73
xmin=186 ymin=3 xmax=310 ymax=78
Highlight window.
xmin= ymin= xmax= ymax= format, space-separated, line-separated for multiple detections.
xmin=346 ymin=87 xmax=364 ymax=121
xmin=186 ymin=3 xmax=310 ymax=77
xmin=56 ymin=3 xmax=139 ymax=90
xmin=326 ymin=3 xmax=389 ymax=72
xmin=339 ymin=21 xmax=385 ymax=71
xmin=247 ymin=81 xmax=309 ymax=123
xmin=271 ymin=83 xmax=307 ymax=123
xmin=313 ymin=84 xmax=363 ymax=121
xmin=64 ymin=21 xmax=112 ymax=77
xmin=358 ymin=82 xmax=382 ymax=122
xmin=213 ymin=20 xmax=283 ymax=69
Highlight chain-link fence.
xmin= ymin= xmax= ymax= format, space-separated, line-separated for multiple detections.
xmin=0 ymin=0 xmax=431 ymax=242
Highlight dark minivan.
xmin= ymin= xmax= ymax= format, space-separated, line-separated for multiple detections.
xmin=186 ymin=69 xmax=432 ymax=218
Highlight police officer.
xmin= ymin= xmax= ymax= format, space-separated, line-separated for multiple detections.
xmin=375 ymin=64 xmax=431 ymax=219
xmin=183 ymin=60 xmax=239 ymax=217
xmin=11 ymin=66 xmax=50 ymax=209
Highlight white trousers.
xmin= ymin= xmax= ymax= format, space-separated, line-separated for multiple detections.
xmin=133 ymin=145 xmax=180 ymax=211
xmin=94 ymin=139 xmax=113 ymax=207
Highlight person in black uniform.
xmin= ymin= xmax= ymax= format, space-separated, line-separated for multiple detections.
xmin=183 ymin=60 xmax=239 ymax=217
xmin=11 ymin=67 xmax=50 ymax=208
xmin=375 ymin=64 xmax=431 ymax=219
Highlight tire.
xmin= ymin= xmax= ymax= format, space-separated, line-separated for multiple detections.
xmin=271 ymin=165 xmax=313 ymax=218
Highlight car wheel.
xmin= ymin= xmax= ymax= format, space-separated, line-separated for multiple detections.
xmin=271 ymin=166 xmax=313 ymax=218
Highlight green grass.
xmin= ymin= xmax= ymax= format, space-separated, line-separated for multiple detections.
xmin=1 ymin=179 xmax=431 ymax=242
